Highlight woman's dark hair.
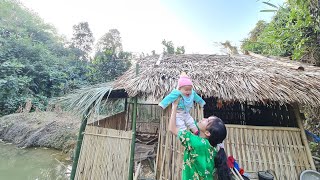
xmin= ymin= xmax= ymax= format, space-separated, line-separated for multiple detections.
xmin=206 ymin=116 xmax=231 ymax=180
xmin=206 ymin=116 xmax=227 ymax=147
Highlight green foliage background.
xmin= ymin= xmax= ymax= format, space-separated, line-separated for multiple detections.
xmin=241 ymin=0 xmax=319 ymax=64
xmin=0 ymin=1 xmax=130 ymax=116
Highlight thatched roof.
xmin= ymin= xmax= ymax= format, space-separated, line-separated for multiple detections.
xmin=114 ymin=54 xmax=320 ymax=106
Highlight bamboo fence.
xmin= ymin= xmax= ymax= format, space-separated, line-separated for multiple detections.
xmin=75 ymin=126 xmax=132 ymax=180
xmin=156 ymin=104 xmax=204 ymax=180
xmin=224 ymin=124 xmax=313 ymax=179
xmin=156 ymin=105 xmax=316 ymax=180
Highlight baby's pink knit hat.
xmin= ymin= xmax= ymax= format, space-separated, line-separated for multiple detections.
xmin=178 ymin=74 xmax=193 ymax=88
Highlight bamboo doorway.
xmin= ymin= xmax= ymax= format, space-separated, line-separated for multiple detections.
xmin=74 ymin=126 xmax=132 ymax=180
xmin=156 ymin=104 xmax=204 ymax=180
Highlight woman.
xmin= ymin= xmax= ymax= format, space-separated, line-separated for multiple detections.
xmin=168 ymin=99 xmax=230 ymax=180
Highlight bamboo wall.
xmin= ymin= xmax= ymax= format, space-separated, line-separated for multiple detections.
xmin=156 ymin=104 xmax=203 ymax=180
xmin=90 ymin=111 xmax=126 ymax=130
xmin=224 ymin=124 xmax=313 ymax=179
xmin=156 ymin=105 xmax=316 ymax=180
xmin=75 ymin=126 xmax=132 ymax=180
xmin=127 ymin=122 xmax=160 ymax=134
xmin=126 ymin=103 xmax=161 ymax=134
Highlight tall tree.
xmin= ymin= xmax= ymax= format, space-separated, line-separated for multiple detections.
xmin=71 ymin=22 xmax=94 ymax=61
xmin=162 ymin=39 xmax=175 ymax=54
xmin=91 ymin=51 xmax=131 ymax=83
xmin=248 ymin=20 xmax=268 ymax=42
xmin=0 ymin=1 xmax=91 ymax=115
xmin=96 ymin=29 xmax=122 ymax=55
xmin=91 ymin=29 xmax=130 ymax=83
xmin=162 ymin=39 xmax=185 ymax=54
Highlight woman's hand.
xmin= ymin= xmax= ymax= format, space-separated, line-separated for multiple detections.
xmin=172 ymin=97 xmax=180 ymax=108
xmin=168 ymin=97 xmax=180 ymax=136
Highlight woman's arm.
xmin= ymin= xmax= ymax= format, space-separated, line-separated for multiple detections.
xmin=168 ymin=98 xmax=180 ymax=136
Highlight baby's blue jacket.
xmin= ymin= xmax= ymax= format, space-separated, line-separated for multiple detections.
xmin=159 ymin=89 xmax=206 ymax=112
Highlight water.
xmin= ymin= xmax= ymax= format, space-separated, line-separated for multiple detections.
xmin=0 ymin=141 xmax=70 ymax=180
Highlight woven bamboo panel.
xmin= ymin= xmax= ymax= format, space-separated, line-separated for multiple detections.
xmin=89 ymin=112 xmax=126 ymax=130
xmin=75 ymin=126 xmax=132 ymax=180
xmin=224 ymin=124 xmax=312 ymax=179
xmin=156 ymin=108 xmax=183 ymax=180
xmin=156 ymin=106 xmax=314 ymax=180
xmin=156 ymin=104 xmax=203 ymax=180
xmin=126 ymin=103 xmax=161 ymax=134
xmin=128 ymin=122 xmax=159 ymax=134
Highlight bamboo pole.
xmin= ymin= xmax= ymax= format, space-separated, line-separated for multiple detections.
xmin=125 ymin=98 xmax=129 ymax=131
xmin=155 ymin=110 xmax=164 ymax=178
xmin=313 ymin=156 xmax=320 ymax=161
xmin=160 ymin=121 xmax=169 ymax=178
xmin=70 ymin=112 xmax=89 ymax=180
xmin=293 ymin=104 xmax=316 ymax=170
xmin=128 ymin=63 xmax=139 ymax=180
xmin=134 ymin=163 xmax=141 ymax=180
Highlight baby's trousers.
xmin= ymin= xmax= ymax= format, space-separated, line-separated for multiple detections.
xmin=176 ymin=110 xmax=197 ymax=130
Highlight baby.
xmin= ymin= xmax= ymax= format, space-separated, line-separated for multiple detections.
xmin=159 ymin=72 xmax=206 ymax=135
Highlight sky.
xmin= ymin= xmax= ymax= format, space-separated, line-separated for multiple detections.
xmin=20 ymin=0 xmax=285 ymax=54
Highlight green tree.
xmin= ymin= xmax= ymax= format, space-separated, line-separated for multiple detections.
xmin=0 ymin=0 xmax=91 ymax=115
xmin=248 ymin=20 xmax=268 ymax=42
xmin=241 ymin=0 xmax=319 ymax=65
xmin=91 ymin=29 xmax=131 ymax=83
xmin=91 ymin=51 xmax=131 ymax=82
xmin=162 ymin=39 xmax=175 ymax=54
xmin=162 ymin=39 xmax=185 ymax=54
xmin=96 ymin=29 xmax=123 ymax=55
xmin=70 ymin=22 xmax=94 ymax=61
xmin=176 ymin=46 xmax=185 ymax=54
xmin=241 ymin=20 xmax=268 ymax=53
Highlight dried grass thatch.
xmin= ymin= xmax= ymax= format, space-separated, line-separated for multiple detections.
xmin=114 ymin=54 xmax=320 ymax=106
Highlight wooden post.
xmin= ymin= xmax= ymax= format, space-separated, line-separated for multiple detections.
xmin=293 ymin=104 xmax=316 ymax=170
xmin=124 ymin=98 xmax=128 ymax=114
xmin=128 ymin=63 xmax=139 ymax=180
xmin=125 ymin=98 xmax=131 ymax=131
xmin=70 ymin=112 xmax=89 ymax=180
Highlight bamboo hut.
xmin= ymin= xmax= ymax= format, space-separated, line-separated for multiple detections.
xmin=66 ymin=53 xmax=320 ymax=180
